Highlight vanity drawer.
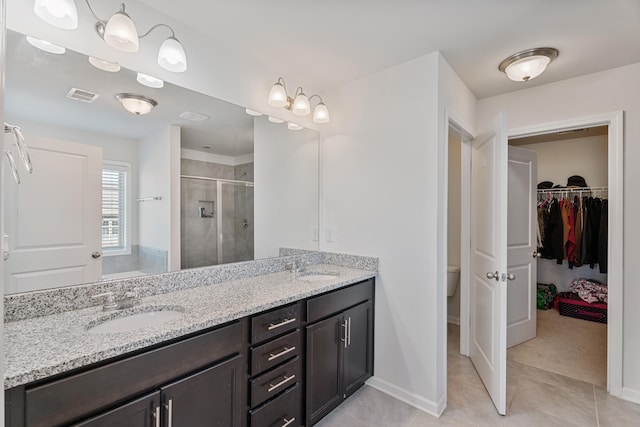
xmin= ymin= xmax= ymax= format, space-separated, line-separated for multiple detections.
xmin=251 ymin=329 xmax=301 ymax=376
xmin=307 ymin=279 xmax=374 ymax=323
xmin=250 ymin=357 xmax=301 ymax=408
xmin=250 ymin=383 xmax=301 ymax=427
xmin=251 ymin=302 xmax=302 ymax=344
xmin=23 ymin=320 xmax=246 ymax=427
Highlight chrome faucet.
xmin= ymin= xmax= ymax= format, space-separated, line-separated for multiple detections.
xmin=92 ymin=287 xmax=150 ymax=311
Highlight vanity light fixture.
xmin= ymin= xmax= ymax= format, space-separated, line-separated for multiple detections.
xmin=136 ymin=73 xmax=164 ymax=88
xmin=267 ymin=77 xmax=330 ymax=123
xmin=268 ymin=116 xmax=284 ymax=124
xmin=88 ymin=56 xmax=121 ymax=72
xmin=115 ymin=93 xmax=157 ymax=115
xmin=34 ymin=0 xmax=188 ymax=72
xmin=26 ymin=36 xmax=66 ymax=54
xmin=287 ymin=122 xmax=303 ymax=131
xmin=498 ymin=47 xmax=559 ymax=82
xmin=245 ymin=109 xmax=263 ymax=117
xmin=33 ymin=0 xmax=78 ymax=30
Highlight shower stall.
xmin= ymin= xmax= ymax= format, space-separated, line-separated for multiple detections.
xmin=180 ymin=175 xmax=254 ymax=269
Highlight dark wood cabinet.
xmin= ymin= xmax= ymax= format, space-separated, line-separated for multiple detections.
xmin=71 ymin=392 xmax=160 ymax=427
xmin=305 ymin=279 xmax=375 ymax=426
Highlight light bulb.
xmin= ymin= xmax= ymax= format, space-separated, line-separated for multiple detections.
xmin=33 ymin=0 xmax=78 ymax=30
xmin=158 ymin=37 xmax=187 ymax=72
xmin=268 ymin=116 xmax=284 ymax=124
xmin=116 ymin=94 xmax=157 ymax=115
xmin=88 ymin=57 xmax=121 ymax=72
xmin=268 ymin=82 xmax=288 ymax=107
xmin=136 ymin=73 xmax=164 ymax=88
xmin=313 ymin=102 xmax=330 ymax=123
xmin=26 ymin=36 xmax=66 ymax=54
xmin=505 ymin=56 xmax=551 ymax=82
xmin=103 ymin=8 xmax=139 ymax=53
xmin=292 ymin=92 xmax=310 ymax=116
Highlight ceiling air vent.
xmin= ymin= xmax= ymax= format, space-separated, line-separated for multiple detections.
xmin=180 ymin=111 xmax=210 ymax=122
xmin=66 ymin=87 xmax=100 ymax=103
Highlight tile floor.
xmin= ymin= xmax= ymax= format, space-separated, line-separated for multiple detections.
xmin=315 ymin=323 xmax=640 ymax=427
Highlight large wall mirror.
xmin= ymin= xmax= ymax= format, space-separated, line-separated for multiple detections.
xmin=3 ymin=29 xmax=319 ymax=295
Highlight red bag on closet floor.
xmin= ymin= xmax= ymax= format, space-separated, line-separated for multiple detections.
xmin=554 ymin=292 xmax=607 ymax=324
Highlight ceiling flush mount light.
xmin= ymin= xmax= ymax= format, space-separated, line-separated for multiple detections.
xmin=499 ymin=47 xmax=559 ymax=82
xmin=267 ymin=77 xmax=330 ymax=123
xmin=136 ymin=73 xmax=164 ymax=88
xmin=26 ymin=36 xmax=66 ymax=54
xmin=33 ymin=0 xmax=78 ymax=30
xmin=88 ymin=56 xmax=121 ymax=72
xmin=116 ymin=93 xmax=157 ymax=115
xmin=35 ymin=1 xmax=187 ymax=72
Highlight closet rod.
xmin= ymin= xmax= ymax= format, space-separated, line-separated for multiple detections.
xmin=537 ymin=186 xmax=607 ymax=195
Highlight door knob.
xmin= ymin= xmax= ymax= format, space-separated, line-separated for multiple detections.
xmin=532 ymin=251 xmax=542 ymax=258
xmin=91 ymin=251 xmax=102 ymax=259
xmin=486 ymin=271 xmax=499 ymax=281
xmin=506 ymin=273 xmax=516 ymax=281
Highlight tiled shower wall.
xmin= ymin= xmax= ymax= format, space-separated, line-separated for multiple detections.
xmin=181 ymin=159 xmax=254 ymax=269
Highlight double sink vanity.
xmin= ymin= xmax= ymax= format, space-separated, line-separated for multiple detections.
xmin=4 ymin=252 xmax=377 ymax=427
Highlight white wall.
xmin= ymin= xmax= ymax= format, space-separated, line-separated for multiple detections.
xmin=322 ymin=52 xmax=476 ymax=414
xmin=138 ymin=125 xmax=181 ymax=269
xmin=478 ymin=62 xmax=640 ymax=402
xmin=4 ymin=117 xmax=141 ymax=245
xmin=254 ymin=117 xmax=319 ymax=258
xmin=516 ymin=135 xmax=608 ymax=188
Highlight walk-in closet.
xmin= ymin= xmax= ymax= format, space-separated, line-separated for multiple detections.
xmin=507 ymin=126 xmax=609 ymax=387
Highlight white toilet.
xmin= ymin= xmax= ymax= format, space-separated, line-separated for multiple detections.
xmin=447 ymin=265 xmax=460 ymax=297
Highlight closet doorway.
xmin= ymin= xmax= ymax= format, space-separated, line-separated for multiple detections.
xmin=507 ymin=125 xmax=609 ymax=387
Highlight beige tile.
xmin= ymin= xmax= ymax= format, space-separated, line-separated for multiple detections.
xmin=595 ymin=386 xmax=640 ymax=427
xmin=314 ymin=406 xmax=369 ymax=427
xmin=408 ymin=410 xmax=476 ymax=426
xmin=339 ymin=386 xmax=419 ymax=427
xmin=509 ymin=375 xmax=597 ymax=426
xmin=508 ymin=360 xmax=595 ymax=397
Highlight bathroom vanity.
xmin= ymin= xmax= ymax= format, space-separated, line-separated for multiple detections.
xmin=4 ymin=257 xmax=376 ymax=427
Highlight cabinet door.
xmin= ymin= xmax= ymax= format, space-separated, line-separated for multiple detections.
xmin=71 ymin=392 xmax=160 ymax=427
xmin=161 ymin=354 xmax=244 ymax=427
xmin=305 ymin=313 xmax=344 ymax=426
xmin=343 ymin=301 xmax=374 ymax=398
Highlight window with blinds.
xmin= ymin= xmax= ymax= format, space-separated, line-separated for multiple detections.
xmin=102 ymin=163 xmax=130 ymax=253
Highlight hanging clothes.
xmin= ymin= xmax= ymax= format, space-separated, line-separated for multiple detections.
xmin=599 ymin=199 xmax=608 ymax=273
xmin=574 ymin=196 xmax=583 ymax=267
xmin=587 ymin=197 xmax=602 ymax=269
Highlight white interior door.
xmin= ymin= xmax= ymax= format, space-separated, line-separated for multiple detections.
xmin=507 ymin=146 xmax=538 ymax=348
xmin=470 ymin=113 xmax=508 ymax=415
xmin=3 ymin=136 xmax=102 ymax=293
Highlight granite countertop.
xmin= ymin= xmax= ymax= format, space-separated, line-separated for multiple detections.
xmin=4 ymin=264 xmax=375 ymax=389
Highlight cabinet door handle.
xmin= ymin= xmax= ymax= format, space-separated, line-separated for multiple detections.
xmin=281 ymin=417 xmax=296 ymax=427
xmin=268 ymin=346 xmax=296 ymax=361
xmin=341 ymin=320 xmax=348 ymax=348
xmin=164 ymin=399 xmax=173 ymax=427
xmin=153 ymin=406 xmax=160 ymax=427
xmin=268 ymin=374 xmax=296 ymax=393
xmin=347 ymin=317 xmax=352 ymax=346
xmin=268 ymin=318 xmax=296 ymax=330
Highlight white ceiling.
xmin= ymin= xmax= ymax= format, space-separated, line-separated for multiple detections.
xmin=138 ymin=0 xmax=640 ymax=99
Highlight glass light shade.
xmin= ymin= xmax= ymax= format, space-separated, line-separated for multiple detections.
xmin=268 ymin=82 xmax=288 ymax=107
xmin=504 ymin=55 xmax=551 ymax=82
xmin=268 ymin=116 xmax=284 ymax=124
xmin=116 ymin=94 xmax=157 ymax=115
xmin=292 ymin=93 xmax=310 ymax=116
xmin=136 ymin=73 xmax=164 ymax=88
xmin=26 ymin=36 xmax=66 ymax=54
xmin=33 ymin=0 xmax=78 ymax=30
xmin=245 ymin=109 xmax=263 ymax=116
xmin=313 ymin=102 xmax=330 ymax=123
xmin=158 ymin=37 xmax=187 ymax=72
xmin=104 ymin=11 xmax=139 ymax=53
xmin=288 ymin=122 xmax=303 ymax=131
xmin=88 ymin=56 xmax=121 ymax=72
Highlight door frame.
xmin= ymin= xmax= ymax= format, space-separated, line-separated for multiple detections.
xmin=450 ymin=111 xmax=624 ymax=398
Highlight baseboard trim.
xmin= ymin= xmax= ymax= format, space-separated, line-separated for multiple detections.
xmin=366 ymin=376 xmax=445 ymax=417
xmin=447 ymin=316 xmax=460 ymax=325
xmin=622 ymin=387 xmax=640 ymax=404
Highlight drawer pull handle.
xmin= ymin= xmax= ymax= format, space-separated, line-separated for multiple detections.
xmin=154 ymin=406 xmax=160 ymax=427
xmin=268 ymin=346 xmax=296 ymax=361
xmin=268 ymin=318 xmax=296 ymax=330
xmin=164 ymin=399 xmax=173 ymax=427
xmin=282 ymin=417 xmax=296 ymax=427
xmin=268 ymin=374 xmax=296 ymax=392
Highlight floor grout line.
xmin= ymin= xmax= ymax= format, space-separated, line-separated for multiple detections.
xmin=593 ymin=384 xmax=600 ymax=427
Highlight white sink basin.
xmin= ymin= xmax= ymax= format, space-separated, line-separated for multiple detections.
xmin=88 ymin=310 xmax=183 ymax=334
xmin=299 ymin=273 xmax=339 ymax=282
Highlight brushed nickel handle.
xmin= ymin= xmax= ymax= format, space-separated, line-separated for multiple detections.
xmin=282 ymin=417 xmax=296 ymax=427
xmin=164 ymin=399 xmax=173 ymax=427
xmin=153 ymin=406 xmax=160 ymax=427
xmin=91 ymin=251 xmax=102 ymax=258
xmin=268 ymin=318 xmax=296 ymax=330
xmin=506 ymin=273 xmax=516 ymax=281
xmin=532 ymin=251 xmax=542 ymax=258
xmin=347 ymin=317 xmax=352 ymax=346
xmin=341 ymin=320 xmax=348 ymax=348
xmin=268 ymin=374 xmax=296 ymax=393
xmin=4 ymin=150 xmax=20 ymax=184
xmin=268 ymin=346 xmax=296 ymax=361
xmin=486 ymin=271 xmax=499 ymax=281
